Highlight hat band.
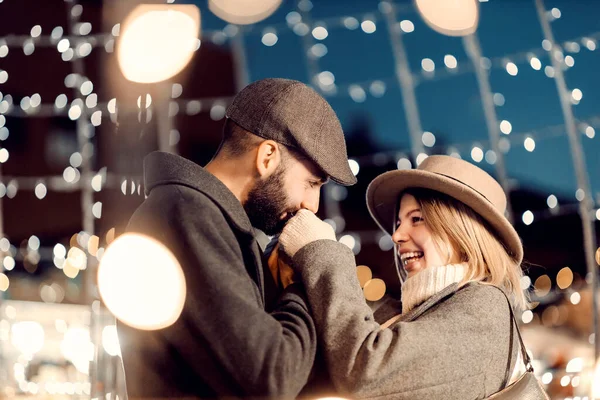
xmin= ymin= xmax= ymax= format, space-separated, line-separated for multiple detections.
xmin=434 ymin=172 xmax=494 ymax=206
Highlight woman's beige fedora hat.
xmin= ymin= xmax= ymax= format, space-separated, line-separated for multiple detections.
xmin=366 ymin=155 xmax=523 ymax=264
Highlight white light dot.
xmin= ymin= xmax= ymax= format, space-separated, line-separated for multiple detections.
xmin=471 ymin=146 xmax=484 ymax=163
xmin=31 ymin=25 xmax=42 ymax=38
xmin=186 ymin=101 xmax=201 ymax=115
xmin=506 ymin=62 xmax=518 ymax=76
xmin=444 ymin=54 xmax=457 ymax=69
xmin=378 ymin=234 xmax=394 ymax=251
xmin=585 ymin=126 xmax=595 ymax=139
xmin=522 ymin=210 xmax=534 ymax=225
xmin=57 ymin=38 xmax=70 ymax=53
xmin=551 ymin=7 xmax=561 ymax=19
xmin=361 ymin=20 xmax=376 ymax=34
xmin=348 ymin=159 xmax=360 ymax=176
xmin=286 ymin=11 xmax=301 ymax=25
xmin=23 ymin=40 xmax=35 ymax=56
xmin=349 ymin=85 xmax=366 ymax=103
xmin=493 ymin=93 xmax=505 ymax=106
xmin=422 ymin=58 xmax=435 ymax=72
xmin=71 ymin=4 xmax=83 ymax=17
xmin=0 ymin=238 xmax=10 ymax=252
xmin=0 ymin=45 xmax=8 ymax=58
xmin=522 ymin=310 xmax=533 ymax=324
xmin=210 ymin=104 xmax=226 ymax=121
xmin=566 ymin=41 xmax=580 ymax=53
xmin=397 ymin=157 xmax=412 ymax=170
xmin=571 ymin=88 xmax=583 ymax=101
xmin=53 ymin=94 xmax=68 ymax=109
xmin=309 ymin=43 xmax=328 ymax=58
xmin=565 ymin=55 xmax=575 ymax=67
xmin=35 ymin=183 xmax=47 ymax=199
xmin=0 ymin=71 xmax=7 ymax=84
xmin=77 ymin=42 xmax=92 ymax=58
xmin=80 ymin=81 xmax=93 ymax=96
xmin=584 ymin=38 xmax=597 ymax=51
xmin=3 ymin=256 xmax=15 ymax=271
xmin=575 ymin=189 xmax=585 ymax=201
xmin=544 ymin=66 xmax=555 ymax=78
xmin=530 ymin=57 xmax=542 ymax=70
xmin=54 ymin=244 xmax=67 ymax=258
xmin=597 ymin=209 xmax=600 ymax=220
xmin=560 ymin=375 xmax=570 ymax=387
xmin=339 ymin=234 xmax=356 ymax=251
xmin=369 ymin=80 xmax=386 ymax=97
xmin=92 ymin=202 xmax=102 ymax=219
xmin=0 ymin=128 xmax=8 ymax=141
xmin=91 ymin=110 xmax=102 ymax=126
xmin=524 ymin=137 xmax=536 ymax=152
xmin=485 ymin=150 xmax=497 ymax=164
xmin=416 ymin=153 xmax=428 ymax=165
xmin=28 ymin=235 xmax=40 ymax=251
xmin=261 ymin=32 xmax=278 ymax=47
xmin=520 ymin=275 xmax=532 ymax=290
xmin=68 ymin=105 xmax=82 ymax=120
xmin=107 ymin=98 xmax=117 ymax=114
xmin=542 ymin=372 xmax=553 ymax=385
xmin=111 ymin=23 xmax=120 ymax=37
xmin=500 ymin=120 xmax=512 ymax=134
xmin=547 ymin=194 xmax=558 ymax=209
xmin=312 ymin=26 xmax=328 ymax=40
xmin=63 ymin=167 xmax=77 ymax=183
xmin=399 ymin=20 xmax=414 ymax=33
xmin=293 ymin=22 xmax=309 ymax=36
xmin=20 ymin=96 xmax=31 ymax=111
xmin=570 ymin=291 xmax=581 ymax=305
xmin=0 ymin=148 xmax=9 ymax=163
xmin=70 ymin=152 xmax=82 ymax=168
xmin=30 ymin=93 xmax=41 ymax=108
xmin=51 ymin=26 xmax=64 ymax=40
xmin=317 ymin=71 xmax=335 ymax=86
xmin=542 ymin=39 xmax=552 ymax=51
xmin=343 ymin=17 xmax=359 ymax=30
xmin=422 ymin=131 xmax=436 ymax=147
xmin=78 ymin=22 xmax=92 ymax=36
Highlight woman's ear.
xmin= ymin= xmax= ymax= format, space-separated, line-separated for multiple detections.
xmin=255 ymin=140 xmax=281 ymax=177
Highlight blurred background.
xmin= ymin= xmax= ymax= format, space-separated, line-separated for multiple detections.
xmin=0 ymin=0 xmax=599 ymax=398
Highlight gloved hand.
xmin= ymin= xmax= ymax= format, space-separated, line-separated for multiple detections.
xmin=279 ymin=209 xmax=337 ymax=259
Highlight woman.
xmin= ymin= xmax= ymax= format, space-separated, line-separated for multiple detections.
xmin=279 ymin=155 xmax=529 ymax=399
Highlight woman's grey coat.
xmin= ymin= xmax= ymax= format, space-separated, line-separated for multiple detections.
xmin=293 ymin=239 xmax=520 ymax=400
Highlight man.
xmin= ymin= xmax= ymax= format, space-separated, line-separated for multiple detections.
xmin=118 ymin=78 xmax=356 ymax=399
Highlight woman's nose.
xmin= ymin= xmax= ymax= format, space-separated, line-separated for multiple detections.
xmin=392 ymin=224 xmax=408 ymax=243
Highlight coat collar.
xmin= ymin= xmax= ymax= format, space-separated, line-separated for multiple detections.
xmin=143 ymin=151 xmax=254 ymax=237
xmin=400 ymin=282 xmax=462 ymax=322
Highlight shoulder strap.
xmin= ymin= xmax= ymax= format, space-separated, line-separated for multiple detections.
xmin=491 ymin=285 xmax=533 ymax=372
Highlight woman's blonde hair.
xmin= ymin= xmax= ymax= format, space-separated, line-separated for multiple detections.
xmin=404 ymin=188 xmax=528 ymax=310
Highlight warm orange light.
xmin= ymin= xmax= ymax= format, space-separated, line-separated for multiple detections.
xmin=209 ymin=0 xmax=281 ymax=25
xmin=356 ymin=265 xmax=373 ymax=288
xmin=97 ymin=233 xmax=186 ymax=331
xmin=414 ymin=0 xmax=479 ymax=37
xmin=363 ymin=278 xmax=386 ymax=302
xmin=118 ymin=5 xmax=200 ymax=83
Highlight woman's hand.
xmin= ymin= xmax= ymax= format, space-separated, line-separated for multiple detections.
xmin=279 ymin=209 xmax=336 ymax=259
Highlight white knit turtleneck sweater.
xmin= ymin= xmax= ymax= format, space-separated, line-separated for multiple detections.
xmin=401 ymin=263 xmax=468 ymax=314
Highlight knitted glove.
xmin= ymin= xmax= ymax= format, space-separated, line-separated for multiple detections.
xmin=279 ymin=209 xmax=337 ymax=258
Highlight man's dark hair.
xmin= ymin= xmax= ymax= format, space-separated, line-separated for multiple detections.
xmin=215 ymin=119 xmax=264 ymax=159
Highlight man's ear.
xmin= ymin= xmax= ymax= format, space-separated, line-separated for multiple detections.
xmin=255 ymin=140 xmax=281 ymax=177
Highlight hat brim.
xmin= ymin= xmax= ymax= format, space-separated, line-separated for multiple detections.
xmin=366 ymin=169 xmax=523 ymax=264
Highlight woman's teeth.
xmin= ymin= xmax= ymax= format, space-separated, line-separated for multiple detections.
xmin=401 ymin=251 xmax=424 ymax=266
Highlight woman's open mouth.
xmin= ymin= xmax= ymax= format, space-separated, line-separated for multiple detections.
xmin=400 ymin=251 xmax=424 ymax=267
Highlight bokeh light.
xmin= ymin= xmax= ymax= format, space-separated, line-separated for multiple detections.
xmin=97 ymin=233 xmax=186 ymax=330
xmin=118 ymin=4 xmax=200 ymax=83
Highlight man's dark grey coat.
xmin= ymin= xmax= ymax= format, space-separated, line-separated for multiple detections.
xmin=118 ymin=152 xmax=317 ymax=399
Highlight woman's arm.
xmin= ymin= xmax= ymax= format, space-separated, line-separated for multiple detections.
xmin=291 ymin=239 xmax=512 ymax=399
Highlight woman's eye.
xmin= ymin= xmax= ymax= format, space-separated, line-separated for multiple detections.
xmin=412 ymin=216 xmax=423 ymax=223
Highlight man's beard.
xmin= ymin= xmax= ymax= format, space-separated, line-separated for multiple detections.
xmin=244 ymin=166 xmax=293 ymax=235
